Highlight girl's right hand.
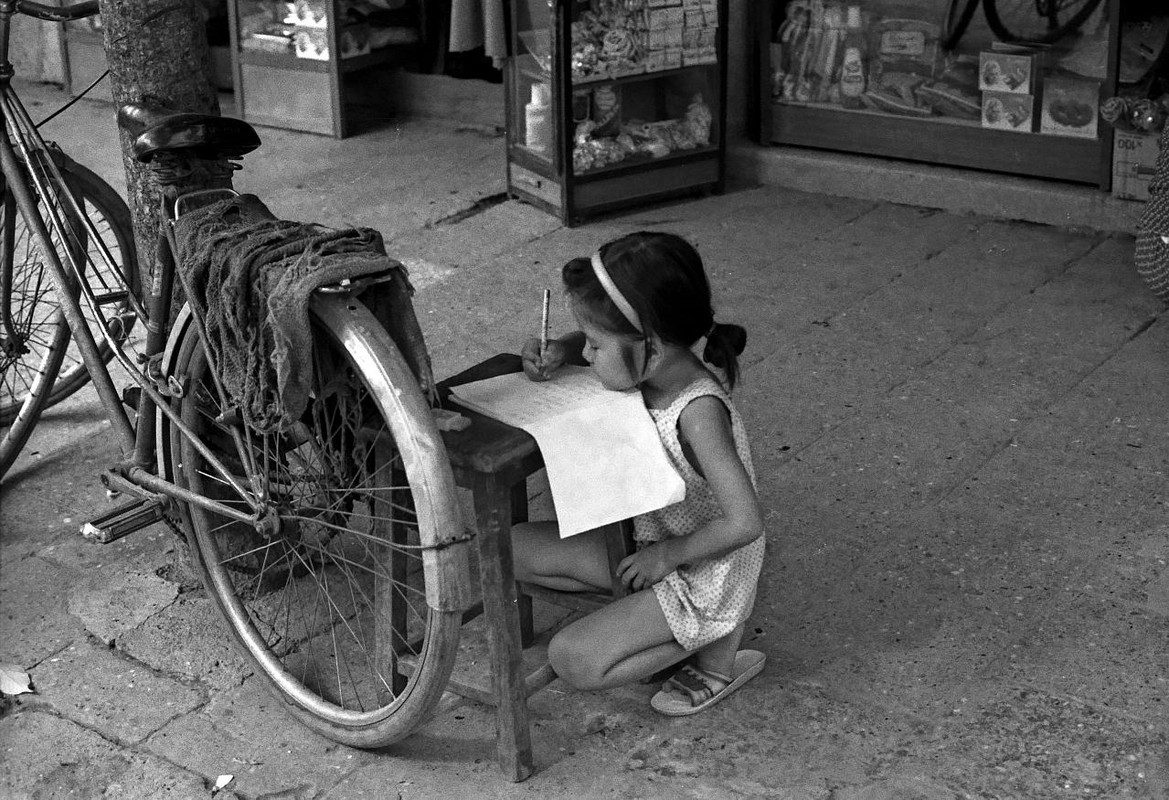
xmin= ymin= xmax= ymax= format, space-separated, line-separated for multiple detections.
xmin=521 ymin=336 xmax=568 ymax=381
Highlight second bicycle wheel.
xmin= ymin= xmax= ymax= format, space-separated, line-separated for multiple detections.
xmin=161 ymin=294 xmax=467 ymax=747
xmin=942 ymin=0 xmax=982 ymax=50
xmin=0 ymin=153 xmax=138 ymax=427
xmin=984 ymin=0 xmax=1104 ymax=45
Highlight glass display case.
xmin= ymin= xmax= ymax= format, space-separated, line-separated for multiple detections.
xmin=507 ymin=0 xmax=728 ymax=224
xmin=228 ymin=0 xmax=422 ymax=137
xmin=754 ymin=0 xmax=1165 ymax=187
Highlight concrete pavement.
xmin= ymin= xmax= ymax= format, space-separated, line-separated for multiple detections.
xmin=1 ymin=79 xmax=1167 ymax=799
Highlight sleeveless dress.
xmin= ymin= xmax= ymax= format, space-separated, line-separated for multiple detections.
xmin=635 ymin=373 xmax=766 ymax=651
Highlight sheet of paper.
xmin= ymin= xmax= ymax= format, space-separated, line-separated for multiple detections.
xmin=449 ymin=367 xmax=685 ymax=537
xmin=526 ymin=395 xmax=685 ymax=537
xmin=447 ymin=366 xmax=617 ymax=428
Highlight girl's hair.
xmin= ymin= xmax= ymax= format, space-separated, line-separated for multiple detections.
xmin=562 ymin=231 xmax=747 ymax=387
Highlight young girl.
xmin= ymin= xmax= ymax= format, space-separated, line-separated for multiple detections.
xmin=513 ymin=231 xmax=766 ymax=716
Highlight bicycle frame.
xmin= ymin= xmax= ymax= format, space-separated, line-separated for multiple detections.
xmin=0 ymin=2 xmax=271 ymax=526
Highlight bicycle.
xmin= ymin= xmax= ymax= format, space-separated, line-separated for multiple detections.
xmin=0 ymin=7 xmax=140 ymax=476
xmin=942 ymin=0 xmax=1105 ymax=51
xmin=0 ymin=0 xmax=471 ymax=748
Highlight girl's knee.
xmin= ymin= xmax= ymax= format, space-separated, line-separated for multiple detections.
xmin=548 ymin=630 xmax=604 ymax=691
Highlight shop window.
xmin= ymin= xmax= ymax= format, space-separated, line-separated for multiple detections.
xmin=757 ymin=0 xmax=1169 ymax=188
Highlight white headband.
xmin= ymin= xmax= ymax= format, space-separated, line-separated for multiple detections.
xmin=590 ymin=251 xmax=642 ymax=333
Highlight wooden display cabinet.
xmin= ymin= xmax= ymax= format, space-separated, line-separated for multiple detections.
xmin=228 ymin=0 xmax=420 ymax=137
xmin=754 ymin=0 xmax=1123 ymax=188
xmin=506 ymin=0 xmax=728 ymax=225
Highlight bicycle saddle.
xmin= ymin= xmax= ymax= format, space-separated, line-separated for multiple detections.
xmin=118 ymin=102 xmax=261 ymax=163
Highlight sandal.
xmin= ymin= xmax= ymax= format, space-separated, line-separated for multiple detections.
xmin=649 ymin=650 xmax=766 ymax=716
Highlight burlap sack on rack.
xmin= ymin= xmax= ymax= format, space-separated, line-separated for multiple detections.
xmin=172 ymin=193 xmax=433 ymax=432
xmin=1135 ymin=125 xmax=1169 ymax=305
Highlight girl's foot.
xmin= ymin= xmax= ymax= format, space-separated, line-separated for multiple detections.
xmin=640 ymin=658 xmax=689 ymax=685
xmin=649 ymin=650 xmax=765 ymax=716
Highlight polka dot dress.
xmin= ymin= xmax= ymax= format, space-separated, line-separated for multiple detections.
xmin=635 ymin=375 xmax=765 ymax=652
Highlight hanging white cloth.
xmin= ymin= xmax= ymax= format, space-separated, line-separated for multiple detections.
xmin=449 ymin=0 xmax=507 ymax=67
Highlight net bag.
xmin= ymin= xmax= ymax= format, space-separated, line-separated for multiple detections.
xmin=171 ymin=193 xmax=435 ymax=432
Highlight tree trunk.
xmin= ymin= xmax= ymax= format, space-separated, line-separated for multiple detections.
xmin=97 ymin=0 xmax=225 ymax=291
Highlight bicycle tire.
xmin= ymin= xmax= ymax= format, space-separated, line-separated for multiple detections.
xmin=0 ymin=303 xmax=68 ymax=479
xmin=984 ymin=0 xmax=1103 ymax=45
xmin=160 ymin=295 xmax=465 ymax=747
xmin=0 ymin=154 xmax=138 ymax=429
xmin=942 ymin=0 xmax=982 ymax=50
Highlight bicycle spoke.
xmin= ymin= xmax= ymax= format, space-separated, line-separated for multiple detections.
xmin=168 ymin=297 xmax=462 ymax=744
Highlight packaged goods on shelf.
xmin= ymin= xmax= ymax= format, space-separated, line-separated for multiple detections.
xmin=571 ymin=93 xmax=711 ymax=173
xmin=243 ymin=31 xmax=294 ymax=53
xmin=1040 ymin=77 xmax=1100 ymax=139
xmin=293 ymin=23 xmax=372 ymax=59
xmin=1113 ymin=130 xmax=1160 ymax=201
xmin=283 ymin=0 xmax=328 ymax=28
xmin=648 ymin=6 xmax=683 ymax=28
xmin=646 ymin=47 xmax=683 ymax=70
xmin=865 ymin=14 xmax=940 ymax=116
xmin=981 ymin=91 xmax=1036 ymax=132
xmin=648 ymin=26 xmax=683 ymax=48
xmin=978 ymin=50 xmax=1039 ymax=95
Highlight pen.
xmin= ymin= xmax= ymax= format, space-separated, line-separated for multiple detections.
xmin=540 ymin=288 xmax=551 ymax=359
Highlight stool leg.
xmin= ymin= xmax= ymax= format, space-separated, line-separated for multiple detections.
xmin=473 ymin=473 xmax=534 ymax=782
xmin=511 ymin=480 xmax=535 ymax=645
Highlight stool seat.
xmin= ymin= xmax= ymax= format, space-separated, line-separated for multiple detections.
xmin=437 ymin=354 xmax=634 ymax=782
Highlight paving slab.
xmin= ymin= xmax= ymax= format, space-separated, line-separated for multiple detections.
xmin=0 ymin=555 xmax=86 ymax=666
xmin=28 ymin=638 xmax=204 ymax=744
xmin=147 ymin=676 xmax=376 ymax=799
xmin=0 ymin=710 xmax=220 ymax=800
xmin=68 ymin=568 xmax=179 ymax=647
xmin=116 ymin=594 xmax=253 ymax=693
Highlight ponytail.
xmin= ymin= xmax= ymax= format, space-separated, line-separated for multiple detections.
xmin=702 ymin=322 xmax=747 ymax=388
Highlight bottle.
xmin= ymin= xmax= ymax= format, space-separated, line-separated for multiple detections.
xmin=525 ymin=83 xmax=552 ymax=154
xmin=838 ymin=6 xmax=867 ymax=110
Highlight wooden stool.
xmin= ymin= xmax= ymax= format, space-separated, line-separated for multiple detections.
xmin=438 ymin=354 xmax=633 ymax=782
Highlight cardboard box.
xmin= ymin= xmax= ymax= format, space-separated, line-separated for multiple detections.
xmin=979 ymin=51 xmax=1037 ymax=94
xmin=981 ymin=92 xmax=1036 ymax=132
xmin=1040 ymin=77 xmax=1100 ymax=139
xmin=1112 ymin=130 xmax=1161 ymax=201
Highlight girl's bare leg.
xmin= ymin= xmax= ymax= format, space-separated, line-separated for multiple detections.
xmin=548 ymin=589 xmax=688 ymax=690
xmin=692 ymin=623 xmax=745 ymax=680
xmin=511 ymin=521 xmax=616 ymax=592
xmin=512 ymin=522 xmax=745 ymax=690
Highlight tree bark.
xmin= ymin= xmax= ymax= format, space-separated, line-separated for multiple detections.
xmin=97 ymin=0 xmax=225 ymax=291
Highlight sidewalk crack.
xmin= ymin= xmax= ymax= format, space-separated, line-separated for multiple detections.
xmin=433 ymin=192 xmax=510 ymax=226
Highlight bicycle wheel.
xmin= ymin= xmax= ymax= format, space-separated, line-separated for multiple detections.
xmin=2 ymin=152 xmax=137 ymax=421
xmin=942 ymin=0 xmax=982 ymax=50
xmin=984 ymin=0 xmax=1104 ymax=45
xmin=0 ymin=154 xmax=138 ymax=428
xmin=0 ymin=198 xmax=68 ymax=478
xmin=161 ymin=295 xmax=465 ymax=747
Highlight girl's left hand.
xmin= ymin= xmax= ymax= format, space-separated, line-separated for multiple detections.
xmin=616 ymin=542 xmax=675 ymax=592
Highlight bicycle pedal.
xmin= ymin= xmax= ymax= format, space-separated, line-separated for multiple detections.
xmin=80 ymin=497 xmax=168 ymax=544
